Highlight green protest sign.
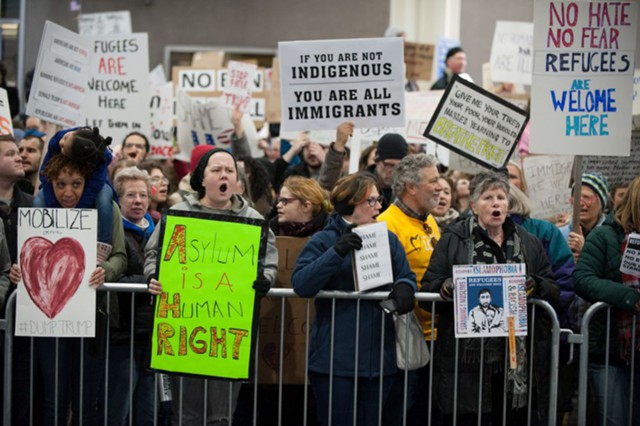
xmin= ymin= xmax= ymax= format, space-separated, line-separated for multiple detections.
xmin=150 ymin=210 xmax=267 ymax=380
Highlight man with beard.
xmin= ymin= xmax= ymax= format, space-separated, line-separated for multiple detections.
xmin=18 ymin=132 xmax=45 ymax=194
xmin=468 ymin=288 xmax=505 ymax=334
xmin=378 ymin=153 xmax=442 ymax=425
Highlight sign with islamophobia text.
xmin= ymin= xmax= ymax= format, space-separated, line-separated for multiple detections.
xmin=15 ymin=208 xmax=97 ymax=337
xmin=424 ymin=75 xmax=528 ymax=170
xmin=530 ymin=1 xmax=638 ymax=156
xmin=278 ymin=37 xmax=406 ymax=131
xmin=150 ymin=210 xmax=268 ymax=380
xmin=27 ymin=21 xmax=91 ymax=127
xmin=85 ymin=33 xmax=150 ymax=145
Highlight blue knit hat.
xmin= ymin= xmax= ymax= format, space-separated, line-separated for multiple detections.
xmin=581 ymin=172 xmax=610 ymax=209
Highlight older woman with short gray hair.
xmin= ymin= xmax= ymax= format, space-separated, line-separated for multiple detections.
xmin=420 ymin=170 xmax=559 ymax=424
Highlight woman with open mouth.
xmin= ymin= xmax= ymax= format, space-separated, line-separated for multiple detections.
xmin=144 ymin=148 xmax=278 ymax=426
xmin=138 ymin=160 xmax=170 ymax=224
xmin=420 ymin=170 xmax=559 ymax=425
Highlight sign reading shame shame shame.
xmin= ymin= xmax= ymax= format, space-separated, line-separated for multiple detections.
xmin=530 ymin=1 xmax=638 ymax=156
xmin=424 ymin=75 xmax=528 ymax=170
xmin=15 ymin=208 xmax=97 ymax=338
xmin=279 ymin=37 xmax=406 ymax=131
xmin=351 ymin=222 xmax=393 ymax=292
xmin=151 ymin=210 xmax=268 ymax=380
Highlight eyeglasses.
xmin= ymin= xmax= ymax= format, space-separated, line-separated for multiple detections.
xmin=124 ymin=142 xmax=146 ymax=150
xmin=123 ymin=192 xmax=149 ymax=201
xmin=365 ymin=195 xmax=384 ymax=207
xmin=276 ymin=197 xmax=299 ymax=206
xmin=150 ymin=176 xmax=169 ymax=185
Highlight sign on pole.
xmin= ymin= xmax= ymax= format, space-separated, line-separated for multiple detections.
xmin=27 ymin=21 xmax=91 ymax=127
xmin=150 ymin=210 xmax=268 ymax=379
xmin=583 ymin=131 xmax=640 ymax=188
xmin=15 ymin=208 xmax=97 ymax=337
xmin=424 ymin=75 xmax=528 ymax=170
xmin=490 ymin=21 xmax=534 ymax=85
xmin=278 ymin=37 xmax=406 ymax=131
xmin=85 ymin=33 xmax=150 ymax=145
xmin=530 ymin=1 xmax=638 ymax=156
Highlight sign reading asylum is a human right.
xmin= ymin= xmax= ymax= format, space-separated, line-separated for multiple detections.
xmin=278 ymin=37 xmax=405 ymax=131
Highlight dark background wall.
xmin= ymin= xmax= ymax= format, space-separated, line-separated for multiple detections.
xmin=24 ymin=0 xmax=390 ymax=75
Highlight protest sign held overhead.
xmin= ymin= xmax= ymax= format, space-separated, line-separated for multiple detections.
xmin=530 ymin=1 xmax=638 ymax=156
xmin=148 ymin=82 xmax=174 ymax=159
xmin=404 ymin=42 xmax=435 ymax=81
xmin=523 ymin=154 xmax=574 ymax=220
xmin=490 ymin=21 xmax=533 ymax=85
xmin=279 ymin=37 xmax=405 ymax=131
xmin=0 ymin=88 xmax=13 ymax=135
xmin=85 ymin=33 xmax=150 ymax=145
xmin=151 ymin=210 xmax=268 ymax=380
xmin=27 ymin=21 xmax=91 ymax=127
xmin=15 ymin=208 xmax=97 ymax=337
xmin=424 ymin=75 xmax=528 ymax=170
xmin=222 ymin=61 xmax=258 ymax=113
xmin=583 ymin=131 xmax=640 ymax=188
xmin=78 ymin=11 xmax=132 ymax=36
xmin=175 ymin=91 xmax=259 ymax=162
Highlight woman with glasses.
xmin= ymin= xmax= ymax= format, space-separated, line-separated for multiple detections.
xmin=292 ymin=171 xmax=417 ymax=426
xmin=138 ymin=160 xmax=170 ymax=224
xmin=271 ymin=175 xmax=331 ymax=237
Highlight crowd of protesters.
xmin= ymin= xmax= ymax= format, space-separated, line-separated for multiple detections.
xmin=0 ymin=44 xmax=638 ymax=426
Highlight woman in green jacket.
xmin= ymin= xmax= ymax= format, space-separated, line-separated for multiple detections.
xmin=574 ymin=175 xmax=640 ymax=426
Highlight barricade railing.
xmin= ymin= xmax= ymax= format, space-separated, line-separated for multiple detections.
xmin=575 ymin=301 xmax=638 ymax=426
xmin=2 ymin=285 xmax=561 ymax=426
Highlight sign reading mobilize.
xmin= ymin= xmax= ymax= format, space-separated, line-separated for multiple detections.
xmin=278 ymin=37 xmax=406 ymax=131
xmin=151 ymin=211 xmax=268 ymax=380
xmin=530 ymin=1 xmax=638 ymax=156
xmin=424 ymin=75 xmax=528 ymax=170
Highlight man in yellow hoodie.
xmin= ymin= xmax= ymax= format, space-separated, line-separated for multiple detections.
xmin=378 ymin=153 xmax=442 ymax=425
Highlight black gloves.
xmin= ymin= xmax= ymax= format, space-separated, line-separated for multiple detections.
xmin=334 ymin=223 xmax=362 ymax=257
xmin=388 ymin=282 xmax=416 ymax=315
xmin=525 ymin=275 xmax=537 ymax=297
xmin=253 ymin=276 xmax=271 ymax=298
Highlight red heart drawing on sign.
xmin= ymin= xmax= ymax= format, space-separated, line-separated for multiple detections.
xmin=20 ymin=237 xmax=86 ymax=319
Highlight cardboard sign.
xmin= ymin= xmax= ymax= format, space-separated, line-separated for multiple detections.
xmin=490 ymin=21 xmax=534 ymax=85
xmin=424 ymin=75 xmax=528 ymax=170
xmin=150 ymin=210 xmax=268 ymax=380
xmin=583 ymin=131 xmax=640 ymax=188
xmin=173 ymin=66 xmax=266 ymax=126
xmin=15 ymin=208 xmax=97 ymax=337
xmin=85 ymin=33 xmax=150 ymax=145
xmin=175 ymin=91 xmax=259 ymax=162
xmin=27 ymin=21 xmax=91 ymax=127
xmin=530 ymin=1 xmax=638 ymax=156
xmin=265 ymin=58 xmax=282 ymax=123
xmin=523 ymin=154 xmax=574 ymax=220
xmin=405 ymin=42 xmax=435 ymax=81
xmin=351 ymin=222 xmax=393 ymax=291
xmin=0 ymin=88 xmax=14 ymax=135
xmin=148 ymin=83 xmax=174 ymax=159
xmin=278 ymin=37 xmax=406 ymax=131
xmin=78 ymin=11 xmax=132 ymax=36
xmin=191 ymin=51 xmax=225 ymax=68
xmin=222 ymin=61 xmax=257 ymax=112
xmin=258 ymin=237 xmax=314 ymax=384
xmin=620 ymin=233 xmax=640 ymax=277
xmin=453 ymin=263 xmax=527 ymax=339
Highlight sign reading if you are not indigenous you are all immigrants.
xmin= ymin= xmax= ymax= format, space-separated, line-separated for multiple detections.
xmin=278 ymin=37 xmax=406 ymax=132
xmin=151 ymin=210 xmax=268 ymax=380
xmin=423 ymin=75 xmax=528 ymax=170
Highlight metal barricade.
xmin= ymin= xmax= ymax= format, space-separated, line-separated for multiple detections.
xmin=2 ymin=286 xmax=561 ymax=426
xmin=575 ymin=301 xmax=638 ymax=426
